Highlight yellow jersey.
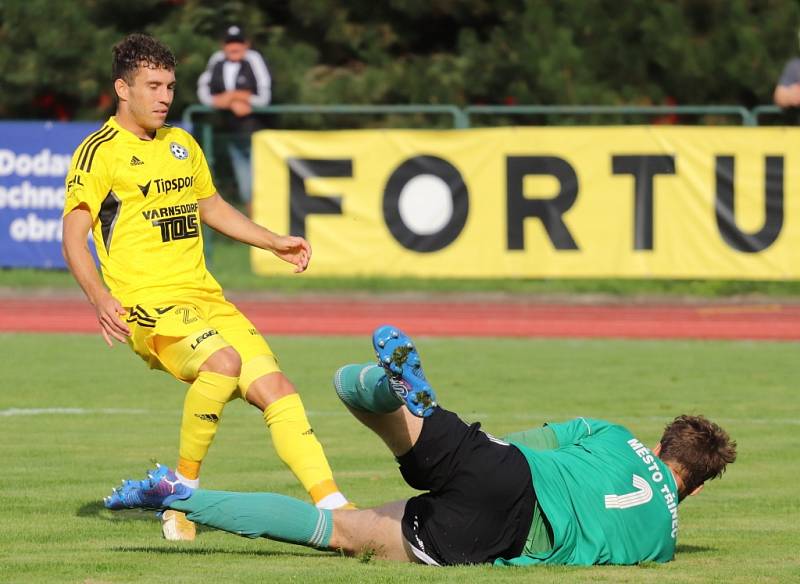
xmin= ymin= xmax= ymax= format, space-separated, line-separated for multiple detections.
xmin=64 ymin=116 xmax=223 ymax=306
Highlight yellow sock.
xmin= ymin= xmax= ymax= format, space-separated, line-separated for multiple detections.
xmin=178 ymin=371 xmax=238 ymax=468
xmin=263 ymin=393 xmax=346 ymax=506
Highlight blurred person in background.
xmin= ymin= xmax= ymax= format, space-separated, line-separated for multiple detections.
xmin=773 ymin=28 xmax=800 ymax=123
xmin=197 ymin=25 xmax=271 ymax=214
xmin=773 ymin=60 xmax=800 ymax=107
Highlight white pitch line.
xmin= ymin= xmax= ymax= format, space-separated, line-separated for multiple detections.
xmin=2 ymin=407 xmax=797 ymax=426
xmin=0 ymin=407 xmax=348 ymax=418
xmin=0 ymin=407 xmax=148 ymax=417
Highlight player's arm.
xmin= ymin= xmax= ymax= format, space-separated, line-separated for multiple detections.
xmin=545 ymin=417 xmax=610 ymax=447
xmin=503 ymin=426 xmax=559 ymax=451
xmin=62 ymin=205 xmax=130 ymax=347
xmin=198 ymin=193 xmax=310 ymax=273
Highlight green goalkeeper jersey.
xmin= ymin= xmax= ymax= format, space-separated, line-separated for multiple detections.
xmin=496 ymin=418 xmax=679 ymax=566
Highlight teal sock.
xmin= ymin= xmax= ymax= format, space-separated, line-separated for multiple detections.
xmin=333 ymin=363 xmax=401 ymax=413
xmin=171 ymin=490 xmax=333 ymax=548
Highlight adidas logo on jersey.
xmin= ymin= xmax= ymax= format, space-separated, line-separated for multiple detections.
xmin=130 ymin=155 xmax=144 ymax=166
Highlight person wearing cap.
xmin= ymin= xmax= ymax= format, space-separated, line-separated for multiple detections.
xmin=197 ymin=25 xmax=271 ymax=212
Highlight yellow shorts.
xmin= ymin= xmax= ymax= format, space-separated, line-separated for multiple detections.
xmin=125 ymin=294 xmax=280 ymax=396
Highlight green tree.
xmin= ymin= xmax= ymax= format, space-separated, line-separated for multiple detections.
xmin=1 ymin=0 xmax=799 ymax=123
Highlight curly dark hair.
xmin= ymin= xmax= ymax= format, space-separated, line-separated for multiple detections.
xmin=112 ymin=33 xmax=176 ymax=85
xmin=658 ymin=414 xmax=737 ymax=499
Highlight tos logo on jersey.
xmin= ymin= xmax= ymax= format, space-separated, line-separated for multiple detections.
xmin=170 ymin=142 xmax=189 ymax=160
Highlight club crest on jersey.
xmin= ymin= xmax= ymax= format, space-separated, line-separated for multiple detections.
xmin=170 ymin=142 xmax=189 ymax=160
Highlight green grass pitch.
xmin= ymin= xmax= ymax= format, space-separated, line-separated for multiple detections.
xmin=1 ymin=333 xmax=797 ymax=583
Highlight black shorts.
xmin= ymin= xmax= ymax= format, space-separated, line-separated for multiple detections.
xmin=398 ymin=408 xmax=536 ymax=565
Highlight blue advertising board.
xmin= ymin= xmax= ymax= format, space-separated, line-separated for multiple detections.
xmin=0 ymin=121 xmax=102 ymax=268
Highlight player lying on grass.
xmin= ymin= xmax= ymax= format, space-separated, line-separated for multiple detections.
xmin=106 ymin=325 xmax=737 ymax=566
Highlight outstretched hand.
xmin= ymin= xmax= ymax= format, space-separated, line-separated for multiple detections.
xmin=271 ymin=235 xmax=312 ymax=273
xmin=94 ymin=293 xmax=130 ymax=347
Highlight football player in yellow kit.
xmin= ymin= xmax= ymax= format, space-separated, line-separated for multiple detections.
xmin=62 ymin=33 xmax=350 ymax=540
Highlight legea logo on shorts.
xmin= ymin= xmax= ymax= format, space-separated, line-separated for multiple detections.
xmin=190 ymin=329 xmax=218 ymax=350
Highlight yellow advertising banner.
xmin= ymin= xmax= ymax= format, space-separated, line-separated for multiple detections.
xmin=251 ymin=127 xmax=799 ymax=279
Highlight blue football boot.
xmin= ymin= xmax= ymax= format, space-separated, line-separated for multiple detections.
xmin=104 ymin=463 xmax=193 ymax=510
xmin=372 ymin=324 xmax=438 ymax=417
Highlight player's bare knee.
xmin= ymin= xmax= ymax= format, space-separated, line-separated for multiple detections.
xmin=329 ymin=506 xmax=411 ymax=561
xmin=200 ymin=346 xmax=242 ymax=378
xmin=328 ymin=511 xmax=361 ymax=556
xmin=274 ymin=373 xmax=296 ymax=395
xmin=244 ymin=371 xmax=296 ymax=409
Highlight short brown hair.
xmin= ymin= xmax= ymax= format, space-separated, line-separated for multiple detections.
xmin=658 ymin=415 xmax=736 ymax=498
xmin=112 ymin=33 xmax=176 ymax=85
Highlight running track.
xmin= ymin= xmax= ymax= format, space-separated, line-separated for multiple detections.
xmin=1 ymin=296 xmax=798 ymax=340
